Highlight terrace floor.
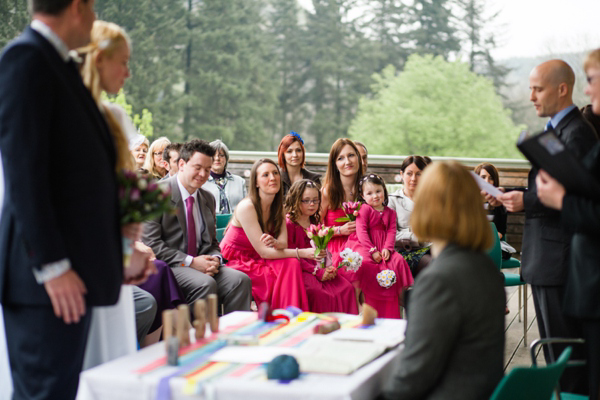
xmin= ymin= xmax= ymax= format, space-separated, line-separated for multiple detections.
xmin=503 ymin=267 xmax=545 ymax=371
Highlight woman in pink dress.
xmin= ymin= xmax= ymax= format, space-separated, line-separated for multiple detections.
xmin=285 ymin=180 xmax=359 ymax=314
xmin=220 ymin=159 xmax=313 ymax=310
xmin=345 ymin=174 xmax=413 ymax=318
xmin=320 ymin=139 xmax=364 ymax=274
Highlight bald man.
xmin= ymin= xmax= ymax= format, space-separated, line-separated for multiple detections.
xmin=489 ymin=60 xmax=597 ymax=394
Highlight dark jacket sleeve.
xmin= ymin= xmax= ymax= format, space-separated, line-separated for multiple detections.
xmin=0 ymin=45 xmax=67 ymax=265
xmin=382 ymin=272 xmax=461 ymax=400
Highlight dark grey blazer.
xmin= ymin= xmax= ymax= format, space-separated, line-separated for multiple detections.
xmin=142 ymin=175 xmax=221 ymax=267
xmin=382 ymin=244 xmax=505 ymax=400
xmin=521 ymin=107 xmax=598 ymax=286
xmin=561 ymin=142 xmax=600 ymax=319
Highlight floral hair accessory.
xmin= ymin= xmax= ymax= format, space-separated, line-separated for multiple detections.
xmin=376 ymin=270 xmax=397 ymax=289
xmin=289 ymin=131 xmax=304 ymax=145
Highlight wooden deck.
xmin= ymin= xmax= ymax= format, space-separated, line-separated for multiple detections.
xmin=503 ymin=267 xmax=545 ymax=371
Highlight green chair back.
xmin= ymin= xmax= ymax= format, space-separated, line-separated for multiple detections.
xmin=216 ymin=213 xmax=232 ymax=229
xmin=216 ymin=227 xmax=226 ymax=242
xmin=487 ymin=222 xmax=503 ymax=268
xmin=490 ymin=347 xmax=572 ymax=400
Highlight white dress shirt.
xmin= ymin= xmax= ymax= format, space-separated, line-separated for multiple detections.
xmin=177 ymin=175 xmax=204 ymax=266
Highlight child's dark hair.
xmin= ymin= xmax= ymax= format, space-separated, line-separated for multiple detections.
xmin=358 ymin=173 xmax=389 ymax=206
xmin=285 ymin=179 xmax=321 ymax=224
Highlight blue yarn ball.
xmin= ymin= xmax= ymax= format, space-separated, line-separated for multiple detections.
xmin=267 ymin=355 xmax=300 ymax=380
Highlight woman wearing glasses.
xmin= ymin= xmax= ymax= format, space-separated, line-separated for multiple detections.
xmin=202 ymin=139 xmax=247 ymax=214
xmin=144 ymin=137 xmax=171 ymax=179
xmin=285 ymin=180 xmax=358 ymax=313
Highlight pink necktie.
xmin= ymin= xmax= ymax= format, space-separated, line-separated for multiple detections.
xmin=185 ymin=196 xmax=196 ymax=256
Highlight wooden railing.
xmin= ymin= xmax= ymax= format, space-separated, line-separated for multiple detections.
xmin=225 ymin=152 xmax=530 ymax=257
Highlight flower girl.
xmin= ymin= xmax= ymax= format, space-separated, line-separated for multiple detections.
xmin=345 ymin=174 xmax=413 ymax=318
xmin=285 ymin=180 xmax=358 ymax=313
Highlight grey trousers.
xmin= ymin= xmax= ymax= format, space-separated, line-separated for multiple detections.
xmin=171 ymin=266 xmax=252 ymax=315
xmin=132 ymin=286 xmax=157 ymax=343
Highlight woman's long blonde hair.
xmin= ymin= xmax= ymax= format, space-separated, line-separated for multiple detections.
xmin=78 ymin=21 xmax=134 ymax=172
xmin=144 ymin=137 xmax=171 ymax=178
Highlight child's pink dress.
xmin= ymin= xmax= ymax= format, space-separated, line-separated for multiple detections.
xmin=345 ymin=204 xmax=413 ymax=318
xmin=286 ymin=218 xmax=358 ymax=314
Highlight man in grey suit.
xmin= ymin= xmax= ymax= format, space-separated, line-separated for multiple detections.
xmin=143 ymin=139 xmax=252 ymax=313
xmin=491 ymin=59 xmax=597 ymax=393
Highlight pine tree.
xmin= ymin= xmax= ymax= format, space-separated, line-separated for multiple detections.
xmin=0 ymin=0 xmax=29 ymax=49
xmin=408 ymin=0 xmax=460 ymax=60
xmin=455 ymin=0 xmax=510 ymax=91
xmin=95 ymin=0 xmax=187 ymax=141
xmin=269 ymin=0 xmax=308 ymax=149
xmin=303 ymin=0 xmax=376 ymax=152
xmin=181 ymin=0 xmax=278 ymax=149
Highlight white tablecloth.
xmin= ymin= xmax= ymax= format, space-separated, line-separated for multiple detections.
xmin=78 ymin=312 xmax=403 ymax=400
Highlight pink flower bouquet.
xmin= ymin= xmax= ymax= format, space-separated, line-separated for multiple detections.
xmin=335 ymin=201 xmax=361 ymax=223
xmin=306 ymin=223 xmax=335 ymax=267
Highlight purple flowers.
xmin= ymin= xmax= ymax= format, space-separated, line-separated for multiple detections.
xmin=117 ymin=169 xmax=173 ymax=225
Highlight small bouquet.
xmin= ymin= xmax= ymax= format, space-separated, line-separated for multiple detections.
xmin=335 ymin=201 xmax=361 ymax=223
xmin=376 ymin=269 xmax=397 ymax=289
xmin=118 ymin=170 xmax=173 ymax=268
xmin=338 ymin=248 xmax=363 ymax=272
xmin=306 ymin=223 xmax=335 ymax=268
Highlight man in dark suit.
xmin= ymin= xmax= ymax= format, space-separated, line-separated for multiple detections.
xmin=491 ymin=59 xmax=597 ymax=393
xmin=0 ymin=0 xmax=124 ymax=398
xmin=143 ymin=140 xmax=252 ymax=313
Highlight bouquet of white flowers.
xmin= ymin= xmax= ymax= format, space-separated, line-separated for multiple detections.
xmin=338 ymin=248 xmax=363 ymax=272
xmin=376 ymin=269 xmax=397 ymax=289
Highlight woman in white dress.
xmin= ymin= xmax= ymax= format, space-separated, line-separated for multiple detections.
xmin=77 ymin=21 xmax=155 ymax=370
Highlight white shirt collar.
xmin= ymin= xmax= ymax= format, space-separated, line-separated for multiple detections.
xmin=30 ymin=19 xmax=71 ymax=62
xmin=177 ymin=174 xmax=198 ymax=203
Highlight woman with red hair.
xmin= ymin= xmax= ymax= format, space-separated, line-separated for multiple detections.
xmin=277 ymin=131 xmax=321 ymax=195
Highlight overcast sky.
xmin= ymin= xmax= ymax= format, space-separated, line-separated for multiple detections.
xmin=298 ymin=0 xmax=600 ymax=60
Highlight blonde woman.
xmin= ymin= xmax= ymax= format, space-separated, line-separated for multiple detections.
xmin=78 ymin=21 xmax=184 ymax=367
xmin=144 ymin=137 xmax=171 ymax=178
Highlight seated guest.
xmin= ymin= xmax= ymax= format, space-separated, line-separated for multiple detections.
xmin=354 ymin=140 xmax=369 ymax=172
xmin=382 ymin=161 xmax=505 ymax=400
xmin=320 ymin=138 xmax=363 ymax=272
xmin=343 ymin=174 xmax=413 ymax=318
xmin=143 ymin=140 xmax=252 ymax=312
xmin=130 ymin=134 xmax=149 ymax=171
xmin=277 ymin=132 xmax=321 ymax=195
xmin=475 ymin=162 xmax=507 ymax=239
xmin=202 ymin=139 xmax=247 ymax=214
xmin=220 ymin=159 xmax=311 ymax=310
xmin=144 ymin=136 xmax=171 ymax=179
xmin=162 ymin=142 xmax=183 ymax=178
xmin=285 ymin=180 xmax=358 ymax=314
xmin=388 ymin=155 xmax=432 ymax=278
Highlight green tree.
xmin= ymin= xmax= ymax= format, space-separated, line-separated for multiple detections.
xmin=303 ymin=0 xmax=377 ymax=152
xmin=408 ymin=0 xmax=460 ymax=60
xmin=95 ymin=0 xmax=186 ymax=141
xmin=103 ymin=89 xmax=154 ymax=137
xmin=269 ymin=0 xmax=309 ymax=149
xmin=0 ymin=0 xmax=29 ymax=49
xmin=455 ymin=0 xmax=510 ymax=91
xmin=349 ymin=54 xmax=524 ymax=158
xmin=361 ymin=0 xmax=410 ymax=72
xmin=181 ymin=0 xmax=278 ymax=149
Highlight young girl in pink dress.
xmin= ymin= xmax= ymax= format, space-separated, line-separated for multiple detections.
xmin=285 ymin=180 xmax=358 ymax=314
xmin=346 ymin=174 xmax=413 ymax=318
xmin=220 ymin=159 xmax=311 ymax=310
xmin=320 ymin=139 xmax=364 ymax=276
